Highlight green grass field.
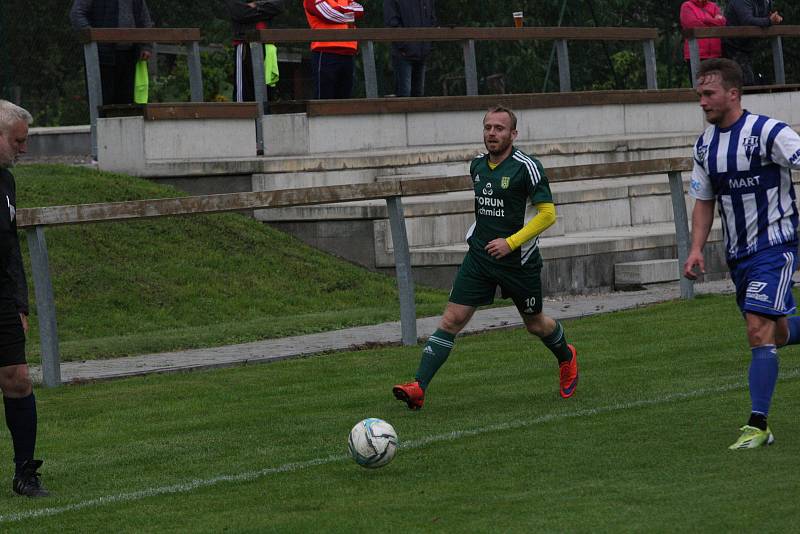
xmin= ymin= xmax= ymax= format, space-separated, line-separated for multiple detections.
xmin=1 ymin=293 xmax=799 ymax=532
xmin=14 ymin=164 xmax=448 ymax=363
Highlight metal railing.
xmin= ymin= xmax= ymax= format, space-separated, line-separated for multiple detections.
xmin=248 ymin=26 xmax=661 ymax=98
xmin=683 ymin=25 xmax=800 ymax=85
xmin=18 ymin=156 xmax=693 ymax=387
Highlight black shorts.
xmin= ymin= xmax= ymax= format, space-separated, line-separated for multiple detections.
xmin=0 ymin=300 xmax=25 ymax=367
xmin=449 ymin=250 xmax=544 ymax=315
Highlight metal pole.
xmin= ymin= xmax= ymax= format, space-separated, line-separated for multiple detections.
xmin=542 ymin=0 xmax=569 ymax=92
xmin=668 ymin=170 xmax=694 ymax=299
xmin=83 ymin=42 xmax=103 ymax=161
xmin=771 ymin=36 xmax=785 ymax=85
xmin=187 ymin=41 xmax=204 ymax=102
xmin=463 ymin=40 xmax=478 ymax=96
xmin=555 ymin=40 xmax=571 ymax=92
xmin=643 ymin=39 xmax=658 ymax=89
xmin=250 ymin=42 xmax=266 ymax=155
xmin=385 ymin=196 xmax=417 ymax=346
xmin=363 ymin=40 xmax=378 ymax=98
xmin=689 ymin=38 xmax=701 ymax=87
xmin=25 ymin=227 xmax=62 ymax=387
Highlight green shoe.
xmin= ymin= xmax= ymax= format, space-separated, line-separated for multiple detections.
xmin=728 ymin=425 xmax=775 ymax=450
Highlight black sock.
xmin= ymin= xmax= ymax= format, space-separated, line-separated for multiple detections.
xmin=4 ymin=393 xmax=37 ymax=474
xmin=747 ymin=412 xmax=768 ymax=431
xmin=540 ymin=320 xmax=573 ymax=363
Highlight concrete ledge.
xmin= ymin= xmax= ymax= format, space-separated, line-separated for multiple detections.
xmin=97 ymin=116 xmax=258 ymax=174
xmin=615 ymin=259 xmax=679 ymax=289
xmin=27 ymin=125 xmax=91 ymax=158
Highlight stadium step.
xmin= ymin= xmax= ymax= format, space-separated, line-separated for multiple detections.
xmin=614 ymin=259 xmax=680 ymax=289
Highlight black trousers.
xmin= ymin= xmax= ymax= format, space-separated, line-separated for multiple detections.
xmin=100 ymin=48 xmax=138 ymax=105
xmin=310 ymin=51 xmax=354 ymax=99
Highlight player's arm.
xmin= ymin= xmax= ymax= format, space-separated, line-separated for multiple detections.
xmin=485 ymin=203 xmax=556 ymax=259
xmin=506 ymin=202 xmax=556 ymax=250
xmin=769 ymin=125 xmax=800 ymax=170
xmin=684 ymin=198 xmax=715 ymax=280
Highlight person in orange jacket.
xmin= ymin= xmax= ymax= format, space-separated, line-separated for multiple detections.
xmin=303 ymin=0 xmax=364 ymax=99
xmin=680 ymin=0 xmax=726 ymax=83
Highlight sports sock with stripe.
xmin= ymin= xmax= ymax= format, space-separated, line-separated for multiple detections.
xmin=415 ymin=329 xmax=455 ymax=390
xmin=540 ymin=320 xmax=572 ymax=363
xmin=748 ymin=344 xmax=779 ymax=419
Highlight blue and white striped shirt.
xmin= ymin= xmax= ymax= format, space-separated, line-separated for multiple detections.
xmin=690 ymin=110 xmax=800 ymax=261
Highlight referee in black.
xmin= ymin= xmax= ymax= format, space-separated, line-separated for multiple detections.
xmin=0 ymin=100 xmax=48 ymax=497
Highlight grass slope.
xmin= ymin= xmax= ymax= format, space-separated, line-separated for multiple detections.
xmin=1 ymin=293 xmax=799 ymax=532
xmin=13 ymin=164 xmax=449 ymax=363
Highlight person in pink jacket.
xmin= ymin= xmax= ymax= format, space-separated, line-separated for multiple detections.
xmin=680 ymin=0 xmax=726 ymax=81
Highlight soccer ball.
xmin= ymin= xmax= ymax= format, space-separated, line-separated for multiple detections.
xmin=348 ymin=418 xmax=398 ymax=469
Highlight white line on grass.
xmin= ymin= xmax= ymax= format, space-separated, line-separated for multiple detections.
xmin=3 ymin=369 xmax=799 ymax=524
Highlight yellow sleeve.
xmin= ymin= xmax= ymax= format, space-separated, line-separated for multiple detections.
xmin=505 ymin=202 xmax=556 ymax=251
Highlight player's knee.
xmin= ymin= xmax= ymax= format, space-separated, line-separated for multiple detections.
xmin=746 ymin=325 xmax=771 ymax=347
xmin=0 ymin=368 xmax=32 ymax=397
xmin=439 ymin=316 xmax=465 ymax=334
xmin=523 ymin=314 xmax=549 ymax=337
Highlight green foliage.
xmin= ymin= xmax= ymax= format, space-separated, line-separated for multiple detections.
xmin=2 ymin=293 xmax=800 ymax=530
xmin=14 ymin=164 xmax=448 ymax=362
xmin=150 ymin=48 xmax=234 ymax=103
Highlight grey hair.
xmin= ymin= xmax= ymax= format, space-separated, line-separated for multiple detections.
xmin=0 ymin=100 xmax=33 ymax=133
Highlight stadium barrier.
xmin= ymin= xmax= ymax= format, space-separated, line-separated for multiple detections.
xmin=78 ymin=28 xmax=204 ymax=160
xmin=683 ymin=25 xmax=800 ymax=86
xmin=247 ymin=26 xmax=659 ymax=153
xmin=17 ymin=157 xmax=692 ymax=387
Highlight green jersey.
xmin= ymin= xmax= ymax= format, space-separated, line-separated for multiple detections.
xmin=467 ymin=147 xmax=553 ymax=266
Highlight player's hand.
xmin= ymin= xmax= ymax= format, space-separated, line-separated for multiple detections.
xmin=485 ymin=238 xmax=512 ymax=259
xmin=770 ymin=11 xmax=783 ymax=24
xmin=18 ymin=313 xmax=28 ymax=335
xmin=683 ymin=251 xmax=705 ymax=280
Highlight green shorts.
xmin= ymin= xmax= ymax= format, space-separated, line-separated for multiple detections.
xmin=449 ymin=250 xmax=543 ymax=315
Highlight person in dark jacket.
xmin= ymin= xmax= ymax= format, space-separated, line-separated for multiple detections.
xmin=384 ymin=0 xmax=437 ymax=97
xmin=70 ymin=0 xmax=155 ymax=105
xmin=723 ymin=0 xmax=783 ymax=85
xmin=226 ymin=0 xmax=285 ymax=102
xmin=0 ymin=100 xmax=48 ymax=498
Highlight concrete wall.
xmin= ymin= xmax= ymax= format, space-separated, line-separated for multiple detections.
xmin=97 ymin=116 xmax=257 ymax=174
xmin=27 ymin=126 xmax=91 ymax=158
xmin=261 ymin=91 xmax=800 ymax=157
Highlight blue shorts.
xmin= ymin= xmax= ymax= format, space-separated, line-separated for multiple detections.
xmin=729 ymin=243 xmax=798 ymax=317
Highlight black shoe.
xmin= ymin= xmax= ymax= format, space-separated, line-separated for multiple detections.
xmin=12 ymin=459 xmax=50 ymax=497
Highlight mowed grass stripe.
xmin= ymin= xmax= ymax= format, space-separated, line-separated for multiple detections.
xmin=4 ymin=368 xmax=798 ymax=525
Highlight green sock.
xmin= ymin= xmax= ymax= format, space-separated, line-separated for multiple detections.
xmin=415 ymin=329 xmax=455 ymax=390
xmin=540 ymin=320 xmax=572 ymax=363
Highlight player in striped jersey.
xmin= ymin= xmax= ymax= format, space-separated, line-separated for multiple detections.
xmin=684 ymin=58 xmax=800 ymax=449
xmin=393 ymin=106 xmax=578 ymax=410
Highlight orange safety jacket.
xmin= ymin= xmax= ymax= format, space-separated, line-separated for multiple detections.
xmin=304 ymin=0 xmax=364 ymax=55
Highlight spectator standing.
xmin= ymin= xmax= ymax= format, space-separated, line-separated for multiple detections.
xmin=70 ymin=0 xmax=155 ymax=105
xmin=680 ymin=0 xmax=726 ymax=82
xmin=226 ymin=0 xmax=285 ymax=103
xmin=383 ymin=0 xmax=437 ymax=97
xmin=303 ymin=0 xmax=365 ymax=99
xmin=724 ymin=0 xmax=783 ymax=85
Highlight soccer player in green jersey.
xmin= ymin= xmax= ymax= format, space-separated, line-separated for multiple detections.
xmin=393 ymin=106 xmax=578 ymax=410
